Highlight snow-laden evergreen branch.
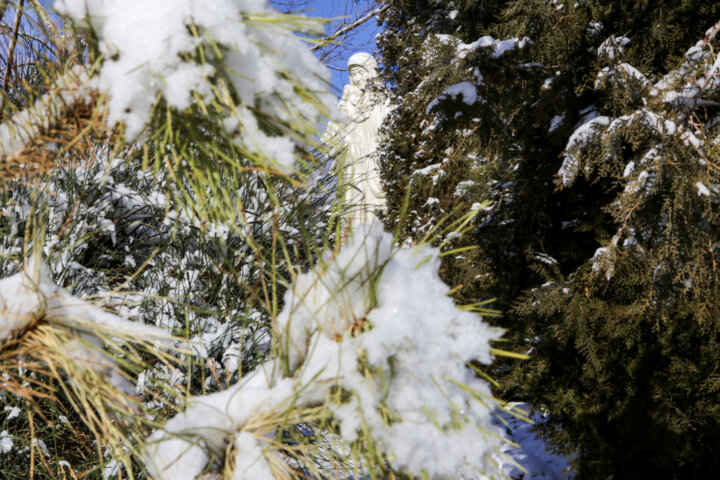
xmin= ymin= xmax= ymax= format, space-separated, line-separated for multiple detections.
xmin=145 ymin=224 xmax=504 ymax=479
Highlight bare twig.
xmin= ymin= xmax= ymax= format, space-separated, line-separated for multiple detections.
xmin=1 ymin=0 xmax=25 ymax=115
xmin=0 ymin=1 xmax=9 ymax=23
xmin=311 ymin=4 xmax=388 ymax=52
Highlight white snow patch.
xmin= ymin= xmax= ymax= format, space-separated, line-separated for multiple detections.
xmin=549 ymin=114 xmax=565 ymax=132
xmin=0 ymin=431 xmax=12 ymax=454
xmin=535 ymin=253 xmax=559 ymax=265
xmin=457 ymin=35 xmax=530 ymax=60
xmin=587 ymin=20 xmax=602 ymax=36
xmin=591 ymin=247 xmax=615 ymax=280
xmin=146 ymin=224 xmax=505 ymax=479
xmin=558 ymin=116 xmax=611 ymax=186
xmin=412 ymin=163 xmax=442 ymax=176
xmin=493 ymin=404 xmax=570 ymax=479
xmin=622 ymin=161 xmax=635 ymax=178
xmin=427 ymin=81 xmax=480 ymax=114
xmin=0 ymin=257 xmax=172 ymax=347
xmin=454 ymin=180 xmax=477 ymax=197
xmin=53 ymin=0 xmax=333 ymax=172
xmin=696 ymin=181 xmax=710 ymax=196
xmin=3 ymin=407 xmax=20 ymax=420
xmin=0 ymin=68 xmax=91 ymax=156
xmin=598 ymin=35 xmax=630 ymax=60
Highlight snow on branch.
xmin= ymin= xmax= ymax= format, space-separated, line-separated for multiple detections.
xmin=652 ymin=19 xmax=720 ymax=110
xmin=0 ymin=254 xmax=171 ymax=346
xmin=559 ymin=20 xmax=720 ymax=187
xmin=0 ymin=67 xmax=91 ymax=157
xmin=145 ymin=224 xmax=506 ymax=479
xmin=49 ymin=0 xmax=335 ymax=172
xmin=456 ymin=35 xmax=532 ymax=60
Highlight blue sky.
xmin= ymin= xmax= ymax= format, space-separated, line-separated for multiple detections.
xmin=295 ymin=0 xmax=382 ymax=97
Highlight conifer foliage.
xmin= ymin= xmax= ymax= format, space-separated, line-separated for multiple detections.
xmin=0 ymin=1 xmax=509 ymax=478
xmin=378 ymin=0 xmax=720 ymax=477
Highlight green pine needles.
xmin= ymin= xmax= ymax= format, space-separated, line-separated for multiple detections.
xmin=0 ymin=1 xmax=512 ymax=479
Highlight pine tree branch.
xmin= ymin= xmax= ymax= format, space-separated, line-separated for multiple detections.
xmin=704 ymin=19 xmax=720 ymax=81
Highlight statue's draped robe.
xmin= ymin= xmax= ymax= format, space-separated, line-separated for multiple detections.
xmin=332 ymin=85 xmax=390 ymax=224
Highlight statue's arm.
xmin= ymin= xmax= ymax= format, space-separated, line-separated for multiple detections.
xmin=322 ymin=120 xmax=348 ymax=173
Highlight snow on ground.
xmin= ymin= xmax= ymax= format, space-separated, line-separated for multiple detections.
xmin=494 ymin=403 xmax=571 ymax=480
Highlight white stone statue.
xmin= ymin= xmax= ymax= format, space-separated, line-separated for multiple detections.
xmin=326 ymin=52 xmax=391 ymax=224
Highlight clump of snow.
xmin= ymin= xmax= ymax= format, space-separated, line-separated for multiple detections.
xmin=145 ymin=224 xmax=505 ymax=479
xmin=549 ymin=114 xmax=565 ymax=132
xmin=596 ymin=63 xmax=649 ymax=89
xmin=664 ymin=120 xmax=677 ymax=135
xmin=412 ymin=163 xmax=442 ymax=177
xmin=590 ymin=246 xmax=616 ymax=280
xmin=696 ymin=181 xmax=710 ymax=196
xmin=234 ymin=431 xmax=278 ymax=478
xmin=605 ymin=109 xmax=675 ymax=139
xmin=682 ymin=131 xmax=704 ymax=152
xmin=598 ymin=35 xmax=630 ymax=61
xmin=651 ymin=33 xmax=720 ymax=108
xmin=623 ymin=161 xmax=635 ymax=177
xmin=0 ymin=254 xmax=175 ymax=394
xmin=144 ymin=367 xmax=297 ymax=479
xmin=54 ymin=0 xmax=333 ymax=172
xmin=445 ymin=82 xmax=478 ymax=105
xmin=0 ymin=256 xmax=171 ymax=345
xmin=0 ymin=258 xmax=53 ymax=341
xmin=4 ymin=406 xmax=20 ymax=420
xmin=454 ymin=180 xmax=477 ymax=197
xmin=145 ymin=436 xmax=210 ymax=479
xmin=535 ymin=253 xmax=559 ymax=265
xmin=0 ymin=431 xmax=12 ymax=454
xmin=587 ymin=20 xmax=602 ymax=36
xmin=558 ymin=116 xmax=611 ymax=186
xmin=427 ymin=81 xmax=481 ymax=114
xmin=457 ymin=35 xmax=531 ymax=60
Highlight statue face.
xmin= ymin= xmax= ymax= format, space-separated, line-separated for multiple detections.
xmin=349 ymin=65 xmax=373 ymax=90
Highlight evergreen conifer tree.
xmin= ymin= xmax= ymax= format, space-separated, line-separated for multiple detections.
xmin=378 ymin=1 xmax=720 ymax=476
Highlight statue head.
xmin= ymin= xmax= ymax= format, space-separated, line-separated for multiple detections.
xmin=347 ymin=52 xmax=378 ymax=90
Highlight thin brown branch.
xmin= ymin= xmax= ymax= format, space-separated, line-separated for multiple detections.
xmin=311 ymin=4 xmax=388 ymax=52
xmin=1 ymin=0 xmax=25 ymax=114
xmin=0 ymin=1 xmax=8 ymax=23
